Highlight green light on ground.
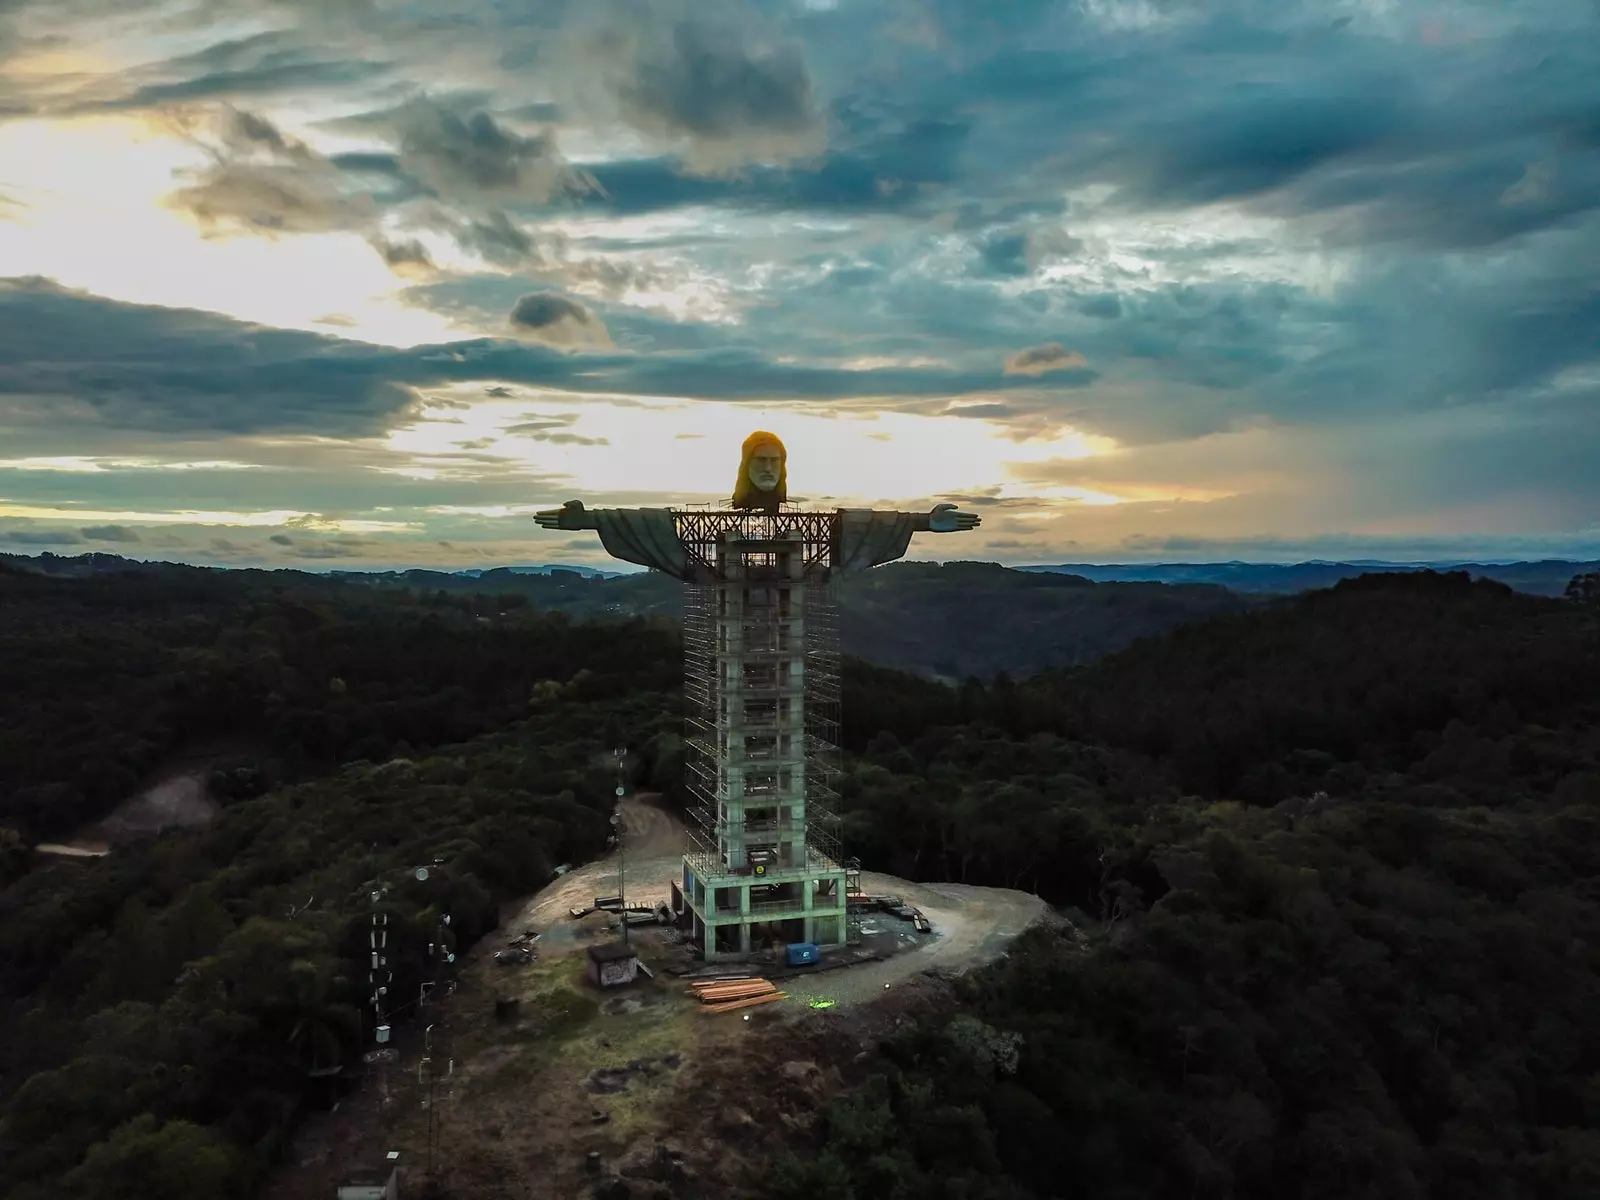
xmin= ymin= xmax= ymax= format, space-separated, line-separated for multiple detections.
xmin=808 ymin=998 xmax=836 ymax=1010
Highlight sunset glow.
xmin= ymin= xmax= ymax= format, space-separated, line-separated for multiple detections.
xmin=1 ymin=1 xmax=1596 ymax=570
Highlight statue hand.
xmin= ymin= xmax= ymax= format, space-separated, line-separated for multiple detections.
xmin=534 ymin=500 xmax=596 ymax=531
xmin=928 ymin=502 xmax=980 ymax=533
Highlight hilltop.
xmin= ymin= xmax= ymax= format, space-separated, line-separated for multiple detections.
xmin=1 ymin=565 xmax=1598 ymax=1199
xmin=1019 ymin=557 xmax=1600 ymax=595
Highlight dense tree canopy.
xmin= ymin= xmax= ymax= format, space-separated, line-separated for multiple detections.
xmin=2 ymin=563 xmax=1598 ymax=1199
xmin=782 ymin=571 xmax=1600 ymax=1200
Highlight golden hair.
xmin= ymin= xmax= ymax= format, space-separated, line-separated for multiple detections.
xmin=731 ymin=430 xmax=787 ymax=509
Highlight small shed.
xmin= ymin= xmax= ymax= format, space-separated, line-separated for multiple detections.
xmin=336 ymin=1152 xmax=400 ymax=1200
xmin=586 ymin=941 xmax=639 ymax=989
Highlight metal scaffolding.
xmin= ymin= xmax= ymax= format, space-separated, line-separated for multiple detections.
xmin=676 ymin=511 xmax=851 ymax=960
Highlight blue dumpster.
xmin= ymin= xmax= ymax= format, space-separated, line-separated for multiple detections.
xmin=786 ymin=942 xmax=820 ymax=967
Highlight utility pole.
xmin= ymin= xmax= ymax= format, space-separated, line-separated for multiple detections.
xmin=612 ymin=747 xmax=629 ymax=947
xmin=414 ymin=864 xmax=454 ymax=1193
xmin=365 ymin=884 xmax=394 ymax=1107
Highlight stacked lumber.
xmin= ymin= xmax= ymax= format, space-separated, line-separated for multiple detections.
xmin=689 ymin=977 xmax=786 ymax=1014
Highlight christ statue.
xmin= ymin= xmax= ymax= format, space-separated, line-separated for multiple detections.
xmin=533 ymin=430 xmax=981 ymax=579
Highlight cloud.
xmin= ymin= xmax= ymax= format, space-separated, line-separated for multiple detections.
xmin=161 ymin=99 xmax=586 ymax=268
xmin=284 ymin=537 xmax=373 ymax=559
xmin=371 ymin=234 xmax=436 ymax=276
xmin=2 ymin=528 xmax=83 ymax=546
xmin=586 ymin=16 xmax=826 ymax=173
xmin=1003 ymin=343 xmax=1090 ymax=377
xmin=268 ymin=533 xmax=294 ymax=545
xmin=507 ymin=292 xmax=612 ymax=349
xmin=165 ymin=106 xmax=378 ymax=235
xmin=363 ymin=96 xmax=594 ymax=206
xmin=21 ymin=30 xmax=393 ymax=118
xmin=80 ymin=524 xmax=141 ymax=542
xmin=0 ymin=277 xmax=1098 ymax=443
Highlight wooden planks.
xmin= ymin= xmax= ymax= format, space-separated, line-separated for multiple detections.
xmin=688 ymin=976 xmax=784 ymax=1012
xmin=701 ymin=991 xmax=787 ymax=1015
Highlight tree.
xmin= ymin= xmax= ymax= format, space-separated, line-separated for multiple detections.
xmin=61 ymin=1114 xmax=241 ymax=1200
xmin=0 ymin=825 xmax=29 ymax=887
xmin=1565 ymin=572 xmax=1600 ymax=609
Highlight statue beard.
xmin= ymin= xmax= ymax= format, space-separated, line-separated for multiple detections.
xmin=733 ymin=461 xmax=785 ymax=509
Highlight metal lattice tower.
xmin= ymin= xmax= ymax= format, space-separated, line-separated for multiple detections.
xmin=677 ymin=510 xmax=850 ymax=961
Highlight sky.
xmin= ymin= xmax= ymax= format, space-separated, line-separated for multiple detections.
xmin=1 ymin=0 xmax=1598 ymax=572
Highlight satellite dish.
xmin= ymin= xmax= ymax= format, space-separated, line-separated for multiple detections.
xmin=615 ymin=786 xmax=625 ymax=797
xmin=447 ymin=953 xmax=456 ymax=963
xmin=415 ymin=868 xmax=429 ymax=882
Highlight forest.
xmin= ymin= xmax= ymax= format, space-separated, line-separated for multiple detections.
xmin=1 ymin=560 xmax=1598 ymax=1199
xmin=1 ymin=551 xmax=1249 ymax=682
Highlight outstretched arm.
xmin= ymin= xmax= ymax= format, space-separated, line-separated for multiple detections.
xmin=533 ymin=499 xmax=599 ymax=531
xmin=533 ymin=503 xmax=694 ymax=581
xmin=910 ymin=502 xmax=981 ymax=533
xmin=835 ymin=503 xmax=980 ymax=573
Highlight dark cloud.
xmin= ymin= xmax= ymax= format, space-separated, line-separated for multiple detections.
xmin=286 ymin=538 xmax=373 ymax=559
xmin=2 ymin=529 xmax=83 ymax=546
xmin=578 ymin=117 xmax=967 ymax=216
xmin=975 ymin=232 xmax=1027 ymax=278
xmin=80 ymin=524 xmax=141 ymax=543
xmin=1114 ymin=94 xmax=1408 ymax=210
xmin=0 ymin=276 xmax=424 ymax=436
xmin=452 ymin=211 xmax=537 ymax=265
xmin=1078 ymin=295 xmax=1122 ymax=320
xmin=594 ymin=17 xmax=825 ymax=172
xmin=943 ymin=402 xmax=1017 ymax=421
xmin=371 ymin=234 xmax=435 ymax=275
xmin=1003 ymin=343 xmax=1089 ymax=377
xmin=507 ymin=292 xmax=611 ymax=348
xmin=382 ymin=97 xmax=592 ymax=204
xmin=269 ymin=533 xmax=295 ymax=545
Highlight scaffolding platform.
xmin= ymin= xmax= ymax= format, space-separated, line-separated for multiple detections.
xmin=677 ymin=515 xmax=850 ymax=962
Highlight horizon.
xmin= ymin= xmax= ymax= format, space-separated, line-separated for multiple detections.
xmin=3 ymin=2 xmax=1598 ymax=571
xmin=8 ymin=547 xmax=1599 ymax=579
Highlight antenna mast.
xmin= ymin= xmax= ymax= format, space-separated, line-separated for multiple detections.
xmin=612 ymin=747 xmax=629 ymax=947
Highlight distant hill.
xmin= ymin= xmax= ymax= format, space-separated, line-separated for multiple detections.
xmin=1019 ymin=558 xmax=1600 ymax=595
xmin=0 ymin=553 xmax=1249 ymax=681
xmin=834 ymin=560 xmax=1248 ymax=681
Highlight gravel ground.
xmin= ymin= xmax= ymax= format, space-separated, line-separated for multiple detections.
xmin=504 ymin=797 xmax=1048 ymax=1009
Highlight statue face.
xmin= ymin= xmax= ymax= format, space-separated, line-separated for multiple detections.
xmin=747 ymin=448 xmax=782 ymax=492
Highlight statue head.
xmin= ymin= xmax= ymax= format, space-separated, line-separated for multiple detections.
xmin=731 ymin=430 xmax=787 ymax=510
